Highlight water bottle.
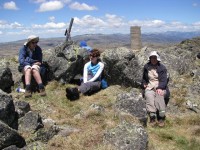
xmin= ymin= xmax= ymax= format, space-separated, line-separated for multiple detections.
xmin=16 ymin=87 xmax=26 ymax=93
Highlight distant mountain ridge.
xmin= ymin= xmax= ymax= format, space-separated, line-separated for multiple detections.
xmin=0 ymin=31 xmax=200 ymax=56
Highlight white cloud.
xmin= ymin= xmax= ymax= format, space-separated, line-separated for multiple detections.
xmin=74 ymin=15 xmax=106 ymax=28
xmin=0 ymin=21 xmax=23 ymax=29
xmin=30 ymin=0 xmax=46 ymax=3
xmin=32 ymin=22 xmax=66 ymax=29
xmin=31 ymin=0 xmax=70 ymax=4
xmin=192 ymin=3 xmax=198 ymax=7
xmin=49 ymin=16 xmax=55 ymax=22
xmin=61 ymin=0 xmax=71 ymax=4
xmin=37 ymin=1 xmax=64 ymax=12
xmin=0 ymin=31 xmax=2 ymax=35
xmin=105 ymin=14 xmax=125 ymax=28
xmin=1 ymin=14 xmax=200 ymax=43
xmin=69 ymin=2 xmax=97 ymax=10
xmin=3 ymin=1 xmax=19 ymax=10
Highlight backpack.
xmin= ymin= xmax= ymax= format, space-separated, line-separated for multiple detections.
xmin=101 ymin=69 xmax=108 ymax=89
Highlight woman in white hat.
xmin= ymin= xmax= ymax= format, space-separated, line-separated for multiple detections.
xmin=141 ymin=51 xmax=170 ymax=127
xmin=18 ymin=35 xmax=46 ymax=98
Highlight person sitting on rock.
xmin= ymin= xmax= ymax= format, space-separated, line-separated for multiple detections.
xmin=141 ymin=51 xmax=170 ymax=127
xmin=18 ymin=35 xmax=46 ymax=98
xmin=66 ymin=49 xmax=104 ymax=100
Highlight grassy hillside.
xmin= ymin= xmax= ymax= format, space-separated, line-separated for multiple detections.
xmin=11 ymin=80 xmax=200 ymax=150
xmin=1 ymin=33 xmax=200 ymax=149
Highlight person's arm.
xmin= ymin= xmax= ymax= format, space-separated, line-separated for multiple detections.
xmin=19 ymin=46 xmax=34 ymax=66
xmin=83 ymin=62 xmax=90 ymax=83
xmin=141 ymin=65 xmax=148 ymax=89
xmin=33 ymin=46 xmax=43 ymax=66
xmin=156 ymin=65 xmax=168 ymax=96
xmin=157 ymin=65 xmax=167 ymax=90
xmin=88 ymin=62 xmax=104 ymax=82
xmin=19 ymin=47 xmax=26 ymax=66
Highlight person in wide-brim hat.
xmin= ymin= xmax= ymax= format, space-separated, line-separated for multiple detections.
xmin=24 ymin=35 xmax=39 ymax=46
xmin=19 ymin=35 xmax=46 ymax=98
xmin=141 ymin=51 xmax=170 ymax=127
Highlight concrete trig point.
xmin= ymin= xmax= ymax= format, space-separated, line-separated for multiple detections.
xmin=130 ymin=26 xmax=142 ymax=52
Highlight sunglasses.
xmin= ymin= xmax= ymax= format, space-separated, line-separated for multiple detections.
xmin=90 ymin=55 xmax=97 ymax=58
xmin=31 ymin=41 xmax=38 ymax=44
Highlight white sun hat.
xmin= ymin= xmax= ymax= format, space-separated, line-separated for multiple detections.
xmin=24 ymin=35 xmax=39 ymax=46
xmin=148 ymin=51 xmax=161 ymax=61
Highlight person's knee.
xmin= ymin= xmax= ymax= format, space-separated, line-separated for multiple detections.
xmin=145 ymin=90 xmax=154 ymax=99
xmin=24 ymin=68 xmax=31 ymax=75
xmin=32 ymin=68 xmax=40 ymax=74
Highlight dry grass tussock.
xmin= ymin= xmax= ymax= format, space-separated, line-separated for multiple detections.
xmin=12 ymin=81 xmax=125 ymax=150
xmin=148 ymin=114 xmax=200 ymax=150
xmin=12 ymin=80 xmax=200 ymax=149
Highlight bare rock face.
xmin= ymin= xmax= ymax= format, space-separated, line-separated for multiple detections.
xmin=104 ymin=121 xmax=148 ymax=150
xmin=0 ymin=68 xmax=14 ymax=93
xmin=115 ymin=88 xmax=147 ymax=126
xmin=18 ymin=111 xmax=43 ymax=133
xmin=101 ymin=47 xmax=142 ymax=88
xmin=0 ymin=90 xmax=17 ymax=129
xmin=14 ymin=101 xmax=31 ymax=118
xmin=45 ymin=42 xmax=88 ymax=84
xmin=0 ymin=121 xmax=26 ymax=149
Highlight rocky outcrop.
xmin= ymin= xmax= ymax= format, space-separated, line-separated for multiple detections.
xmin=0 ymin=121 xmax=26 ymax=149
xmin=0 ymin=68 xmax=14 ymax=93
xmin=0 ymin=90 xmax=17 ymax=129
xmin=115 ymin=88 xmax=147 ymax=126
xmin=45 ymin=41 xmax=89 ymax=84
xmin=18 ymin=111 xmax=43 ymax=133
xmin=101 ymin=47 xmax=142 ymax=88
xmin=104 ymin=121 xmax=148 ymax=150
xmin=14 ymin=101 xmax=30 ymax=118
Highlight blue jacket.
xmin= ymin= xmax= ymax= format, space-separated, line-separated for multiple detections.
xmin=19 ymin=45 xmax=42 ymax=67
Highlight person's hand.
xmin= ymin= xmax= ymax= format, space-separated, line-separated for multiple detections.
xmin=34 ymin=62 xmax=41 ymax=66
xmin=156 ymin=89 xmax=164 ymax=96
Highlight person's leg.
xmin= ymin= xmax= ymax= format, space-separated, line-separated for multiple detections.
xmin=32 ymin=65 xmax=46 ymax=96
xmin=66 ymin=81 xmax=101 ymax=101
xmin=24 ymin=66 xmax=32 ymax=98
xmin=32 ymin=65 xmax=43 ymax=85
xmin=145 ymin=90 xmax=157 ymax=126
xmin=78 ymin=81 xmax=101 ymax=94
xmin=155 ymin=92 xmax=166 ymax=127
xmin=145 ymin=90 xmax=156 ymax=113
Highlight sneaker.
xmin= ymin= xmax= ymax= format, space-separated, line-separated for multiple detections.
xmin=66 ymin=87 xmax=79 ymax=101
xmin=39 ymin=88 xmax=46 ymax=97
xmin=25 ymin=90 xmax=32 ymax=98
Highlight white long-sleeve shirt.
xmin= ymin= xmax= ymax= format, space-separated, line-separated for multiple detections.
xmin=83 ymin=61 xmax=104 ymax=83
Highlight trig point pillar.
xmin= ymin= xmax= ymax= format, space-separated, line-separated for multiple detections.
xmin=130 ymin=26 xmax=142 ymax=52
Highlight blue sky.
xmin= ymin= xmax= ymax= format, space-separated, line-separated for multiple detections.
xmin=0 ymin=0 xmax=200 ymax=42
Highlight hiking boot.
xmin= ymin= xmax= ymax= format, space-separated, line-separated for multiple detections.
xmin=149 ymin=115 xmax=157 ymax=127
xmin=39 ymin=88 xmax=46 ymax=97
xmin=149 ymin=118 xmax=157 ymax=127
xmin=25 ymin=90 xmax=32 ymax=98
xmin=66 ymin=87 xmax=79 ymax=101
xmin=158 ymin=117 xmax=165 ymax=127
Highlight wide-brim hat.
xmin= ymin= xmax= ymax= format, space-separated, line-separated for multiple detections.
xmin=148 ymin=51 xmax=161 ymax=61
xmin=24 ymin=35 xmax=39 ymax=46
